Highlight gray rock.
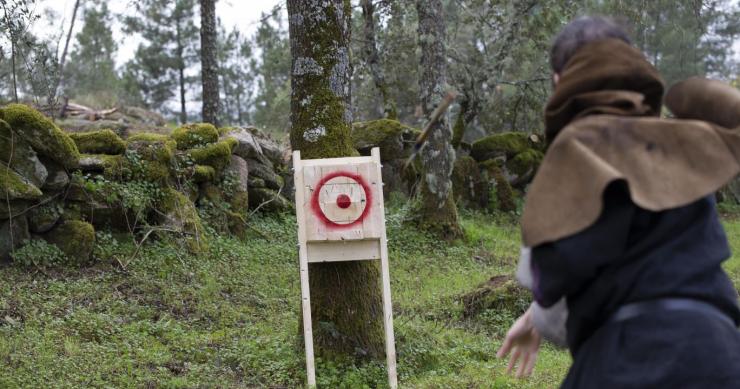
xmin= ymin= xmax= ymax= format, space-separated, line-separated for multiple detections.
xmin=224 ymin=155 xmax=249 ymax=193
xmin=27 ymin=201 xmax=62 ymax=233
xmin=248 ymin=187 xmax=292 ymax=212
xmin=42 ymin=161 xmax=70 ymax=192
xmin=256 ymin=137 xmax=284 ymax=166
xmin=0 ymin=122 xmax=48 ymax=187
xmin=78 ymin=155 xmax=107 ymax=171
xmin=246 ymin=158 xmax=284 ymax=190
xmin=0 ymin=216 xmax=29 ymax=262
xmin=0 ymin=200 xmax=29 ymax=220
xmin=226 ymin=129 xmax=270 ymax=166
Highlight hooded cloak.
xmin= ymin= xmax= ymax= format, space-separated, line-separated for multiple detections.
xmin=521 ymin=38 xmax=740 ymax=247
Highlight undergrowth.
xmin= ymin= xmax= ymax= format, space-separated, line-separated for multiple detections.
xmin=3 ymin=202 xmax=739 ymax=387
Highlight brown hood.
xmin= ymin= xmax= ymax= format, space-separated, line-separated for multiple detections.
xmin=544 ymin=39 xmax=665 ymax=142
xmin=521 ymin=43 xmax=740 ymax=247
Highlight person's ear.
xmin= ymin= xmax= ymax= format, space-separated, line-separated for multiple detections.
xmin=552 ymin=73 xmax=560 ymax=87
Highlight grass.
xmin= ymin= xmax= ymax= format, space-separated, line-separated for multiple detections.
xmin=1 ymin=202 xmax=739 ymax=388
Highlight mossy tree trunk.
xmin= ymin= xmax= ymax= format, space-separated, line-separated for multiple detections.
xmin=287 ymin=0 xmax=385 ymax=360
xmin=199 ymin=0 xmax=220 ymax=126
xmin=360 ymin=0 xmax=396 ymax=120
xmin=413 ymin=0 xmax=463 ymax=240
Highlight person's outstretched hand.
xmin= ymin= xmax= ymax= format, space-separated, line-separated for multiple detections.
xmin=496 ymin=306 xmax=542 ymax=378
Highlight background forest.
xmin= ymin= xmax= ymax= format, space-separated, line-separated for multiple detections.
xmin=1 ymin=0 xmax=738 ymax=138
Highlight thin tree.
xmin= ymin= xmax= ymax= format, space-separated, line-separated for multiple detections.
xmin=287 ymin=0 xmax=385 ymax=359
xmin=199 ymin=0 xmax=219 ymax=125
xmin=360 ymin=0 xmax=395 ymax=119
xmin=55 ymin=0 xmax=80 ymax=97
xmin=412 ymin=0 xmax=462 ymax=239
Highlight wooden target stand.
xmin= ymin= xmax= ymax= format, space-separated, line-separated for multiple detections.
xmin=292 ymin=147 xmax=398 ymax=388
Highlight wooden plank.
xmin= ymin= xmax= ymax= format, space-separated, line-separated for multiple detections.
xmin=300 ymin=155 xmax=374 ymax=167
xmin=306 ymin=240 xmax=381 ymax=262
xmin=293 ymin=150 xmax=317 ymax=388
xmin=373 ymin=147 xmax=398 ymax=389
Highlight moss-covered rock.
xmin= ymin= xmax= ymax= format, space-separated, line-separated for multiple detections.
xmin=351 ymin=119 xmax=407 ymax=161
xmin=69 ymin=129 xmax=126 ymax=155
xmin=0 ymin=103 xmax=80 ymax=168
xmin=193 ymin=165 xmax=216 ymax=183
xmin=0 ymin=164 xmax=43 ymax=201
xmin=460 ymin=275 xmax=530 ymax=319
xmin=42 ymin=220 xmax=95 ymax=265
xmin=158 ymin=188 xmax=208 ymax=254
xmin=245 ymin=158 xmax=283 ymax=190
xmin=126 ymin=133 xmax=176 ymax=164
xmin=0 ymin=118 xmax=48 ymax=187
xmin=481 ymin=160 xmax=516 ymax=213
xmin=452 ymin=156 xmax=486 ymax=209
xmin=27 ymin=200 xmax=62 ymax=233
xmin=172 ymin=123 xmax=219 ymax=150
xmin=0 ymin=200 xmax=29 ymax=219
xmin=42 ymin=160 xmax=70 ymax=192
xmin=78 ymin=154 xmax=125 ymax=173
xmin=248 ymin=187 xmax=291 ymax=212
xmin=470 ymin=132 xmax=530 ymax=162
xmin=187 ymin=139 xmax=236 ymax=172
xmin=505 ymin=148 xmax=543 ymax=187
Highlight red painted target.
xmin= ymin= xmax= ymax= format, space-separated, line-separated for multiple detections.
xmin=310 ymin=171 xmax=373 ymax=228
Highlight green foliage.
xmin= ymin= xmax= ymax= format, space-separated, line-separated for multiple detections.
xmin=10 ymin=239 xmax=67 ymax=268
xmin=121 ymin=0 xmax=199 ymax=122
xmin=64 ymin=1 xmax=121 ymax=100
xmin=0 ymin=208 xmax=575 ymax=388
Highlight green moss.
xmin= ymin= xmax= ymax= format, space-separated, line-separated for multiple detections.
xmin=481 ymin=160 xmax=516 ymax=213
xmin=0 ymin=118 xmax=48 ymax=187
xmin=126 ymin=133 xmax=176 ymax=164
xmin=0 ymin=103 xmax=80 ymax=168
xmin=470 ymin=132 xmax=529 ymax=162
xmin=69 ymin=129 xmax=126 ymax=155
xmin=451 ymin=156 xmax=485 ymax=209
xmin=172 ymin=123 xmax=219 ymax=150
xmin=193 ymin=165 xmax=216 ymax=183
xmin=460 ymin=275 xmax=530 ymax=318
xmin=506 ymin=149 xmax=544 ymax=177
xmin=351 ymin=119 xmax=407 ymax=160
xmin=159 ymin=188 xmax=208 ymax=254
xmin=188 ymin=140 xmax=234 ymax=172
xmin=0 ymin=163 xmax=42 ymax=200
xmin=42 ymin=220 xmax=96 ymax=265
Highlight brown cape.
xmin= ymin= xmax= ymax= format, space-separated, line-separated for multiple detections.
xmin=521 ymin=39 xmax=740 ymax=247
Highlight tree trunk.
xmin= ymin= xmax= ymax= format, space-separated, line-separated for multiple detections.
xmin=287 ymin=0 xmax=385 ymax=360
xmin=56 ymin=0 xmax=81 ymax=99
xmin=199 ymin=0 xmax=220 ymax=126
xmin=176 ymin=19 xmax=188 ymax=124
xmin=413 ymin=0 xmax=462 ymax=239
xmin=360 ymin=0 xmax=396 ymax=119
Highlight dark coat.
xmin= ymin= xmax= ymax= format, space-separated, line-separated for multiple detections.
xmin=532 ymin=182 xmax=740 ymax=388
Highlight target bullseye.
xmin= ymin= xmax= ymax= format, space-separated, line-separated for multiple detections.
xmin=310 ymin=171 xmax=373 ymax=228
xmin=336 ymin=194 xmax=352 ymax=209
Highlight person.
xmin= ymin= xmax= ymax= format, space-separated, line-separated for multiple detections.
xmin=496 ymin=16 xmax=740 ymax=388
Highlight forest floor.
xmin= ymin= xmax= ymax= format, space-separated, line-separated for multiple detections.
xmin=2 ymin=200 xmax=740 ymax=388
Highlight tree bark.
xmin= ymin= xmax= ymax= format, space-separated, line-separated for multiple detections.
xmin=413 ymin=0 xmax=462 ymax=239
xmin=176 ymin=18 xmax=188 ymax=124
xmin=360 ymin=0 xmax=395 ymax=119
xmin=288 ymin=0 xmax=385 ymax=360
xmin=199 ymin=0 xmax=220 ymax=125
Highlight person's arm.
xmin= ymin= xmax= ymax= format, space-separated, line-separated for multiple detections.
xmin=498 ymin=181 xmax=635 ymax=376
xmin=531 ymin=181 xmax=635 ymax=307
